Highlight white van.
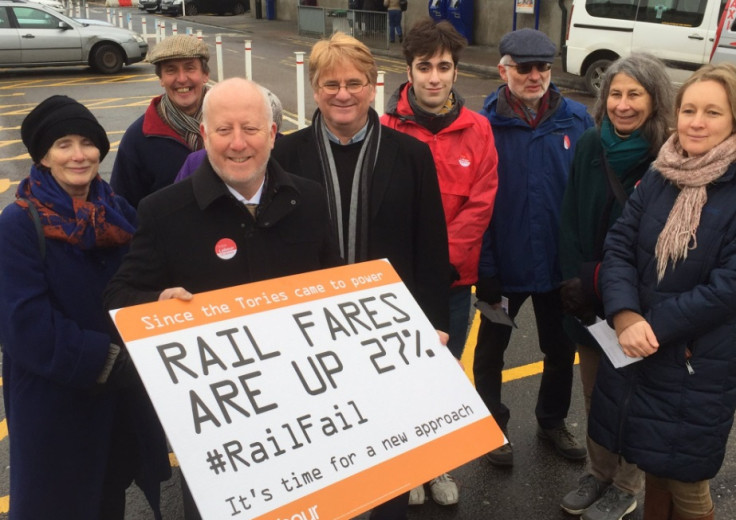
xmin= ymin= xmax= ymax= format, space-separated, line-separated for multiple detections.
xmin=712 ymin=10 xmax=736 ymax=65
xmin=563 ymin=0 xmax=728 ymax=94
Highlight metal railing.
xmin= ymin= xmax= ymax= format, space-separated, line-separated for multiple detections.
xmin=297 ymin=5 xmax=389 ymax=50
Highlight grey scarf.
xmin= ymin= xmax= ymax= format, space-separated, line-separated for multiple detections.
xmin=158 ymin=86 xmax=209 ymax=151
xmin=313 ymin=108 xmax=381 ymax=263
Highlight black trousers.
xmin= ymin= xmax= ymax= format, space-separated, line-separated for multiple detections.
xmin=472 ymin=289 xmax=576 ymax=432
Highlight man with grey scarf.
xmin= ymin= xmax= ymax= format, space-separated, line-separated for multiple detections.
xmin=111 ymin=35 xmax=211 ymax=207
xmin=272 ymin=31 xmax=450 ymax=520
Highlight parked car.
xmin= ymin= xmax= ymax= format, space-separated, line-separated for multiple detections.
xmin=33 ymin=0 xmax=63 ymax=12
xmin=563 ymin=0 xmax=728 ymax=94
xmin=0 ymin=0 xmax=148 ymax=73
xmin=160 ymin=0 xmax=249 ymax=16
xmin=138 ymin=0 xmax=160 ymax=13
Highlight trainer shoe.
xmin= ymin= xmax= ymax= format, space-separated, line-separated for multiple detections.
xmin=537 ymin=423 xmax=587 ymax=460
xmin=408 ymin=484 xmax=425 ymax=505
xmin=582 ymin=485 xmax=637 ymax=520
xmin=485 ymin=441 xmax=513 ymax=467
xmin=561 ymin=473 xmax=607 ymax=515
xmin=429 ymin=473 xmax=459 ymax=506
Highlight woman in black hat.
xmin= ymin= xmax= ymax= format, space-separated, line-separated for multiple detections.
xmin=0 ymin=96 xmax=170 ymax=519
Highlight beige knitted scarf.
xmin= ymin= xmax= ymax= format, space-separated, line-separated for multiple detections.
xmin=652 ymin=132 xmax=736 ymax=282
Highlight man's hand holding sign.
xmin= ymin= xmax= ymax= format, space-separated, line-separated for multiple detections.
xmin=110 ymin=260 xmax=504 ymax=520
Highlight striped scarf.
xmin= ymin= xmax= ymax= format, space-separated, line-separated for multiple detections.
xmin=158 ymin=86 xmax=209 ymax=151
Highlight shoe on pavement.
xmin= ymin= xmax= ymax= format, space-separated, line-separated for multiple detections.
xmin=408 ymin=484 xmax=425 ymax=505
xmin=485 ymin=441 xmax=513 ymax=467
xmin=561 ymin=473 xmax=607 ymax=515
xmin=582 ymin=485 xmax=637 ymax=520
xmin=537 ymin=423 xmax=587 ymax=460
xmin=429 ymin=473 xmax=459 ymax=506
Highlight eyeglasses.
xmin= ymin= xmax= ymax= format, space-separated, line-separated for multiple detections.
xmin=319 ymin=81 xmax=370 ymax=95
xmin=504 ymin=62 xmax=552 ymax=74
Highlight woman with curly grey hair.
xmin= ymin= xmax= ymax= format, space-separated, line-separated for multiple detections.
xmin=558 ymin=53 xmax=674 ymax=520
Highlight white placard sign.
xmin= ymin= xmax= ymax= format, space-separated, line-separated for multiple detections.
xmin=110 ymin=260 xmax=503 ymax=520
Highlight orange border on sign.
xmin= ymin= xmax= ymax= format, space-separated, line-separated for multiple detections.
xmin=112 ymin=260 xmax=401 ymax=343
xmin=250 ymin=416 xmax=504 ymax=520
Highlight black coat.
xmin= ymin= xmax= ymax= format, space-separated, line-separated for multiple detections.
xmin=591 ymin=163 xmax=736 ymax=482
xmin=272 ymin=123 xmax=450 ymax=331
xmin=105 ymin=158 xmax=342 ymax=309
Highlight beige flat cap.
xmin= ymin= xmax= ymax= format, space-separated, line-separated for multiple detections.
xmin=145 ymin=35 xmax=209 ymax=64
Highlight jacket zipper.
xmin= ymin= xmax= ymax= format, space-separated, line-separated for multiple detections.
xmin=685 ymin=346 xmax=695 ymax=375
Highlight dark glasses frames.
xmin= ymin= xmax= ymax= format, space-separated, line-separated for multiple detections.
xmin=505 ymin=62 xmax=552 ymax=74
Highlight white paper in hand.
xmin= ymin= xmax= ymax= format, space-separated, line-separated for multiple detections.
xmin=586 ymin=319 xmax=642 ymax=368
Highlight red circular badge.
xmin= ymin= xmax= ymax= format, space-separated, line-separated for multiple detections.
xmin=215 ymin=238 xmax=237 ymax=260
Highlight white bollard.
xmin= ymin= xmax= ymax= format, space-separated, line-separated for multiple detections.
xmin=159 ymin=20 xmax=166 ymax=40
xmin=244 ymin=40 xmax=252 ymax=80
xmin=295 ymin=52 xmax=306 ymax=130
xmin=375 ymin=71 xmax=385 ymax=116
xmin=118 ymin=11 xmax=123 ymax=28
xmin=196 ymin=29 xmax=203 ymax=41
xmin=172 ymin=23 xmax=178 ymax=35
xmin=84 ymin=4 xmax=88 ymax=18
xmin=106 ymin=8 xmax=111 ymax=24
xmin=186 ymin=26 xmax=192 ymax=35
xmin=127 ymin=14 xmax=132 ymax=31
xmin=142 ymin=17 xmax=148 ymax=40
xmin=215 ymin=35 xmax=223 ymax=82
xmin=75 ymin=1 xmax=80 ymax=18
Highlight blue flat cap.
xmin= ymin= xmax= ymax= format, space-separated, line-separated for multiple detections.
xmin=499 ymin=28 xmax=556 ymax=63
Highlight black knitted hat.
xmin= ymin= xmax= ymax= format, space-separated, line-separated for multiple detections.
xmin=21 ymin=95 xmax=110 ymax=164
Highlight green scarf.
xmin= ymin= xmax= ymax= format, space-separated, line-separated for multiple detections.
xmin=600 ymin=116 xmax=650 ymax=176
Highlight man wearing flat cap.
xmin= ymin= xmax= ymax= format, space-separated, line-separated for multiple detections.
xmin=111 ymin=34 xmax=211 ymax=207
xmin=473 ymin=28 xmax=593 ymax=467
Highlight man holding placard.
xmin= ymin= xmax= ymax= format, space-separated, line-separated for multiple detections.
xmin=272 ymin=33 xmax=451 ymax=518
xmin=105 ymin=78 xmax=342 ymax=519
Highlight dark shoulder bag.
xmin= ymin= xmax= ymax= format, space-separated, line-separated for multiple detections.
xmin=18 ymin=197 xmax=46 ymax=261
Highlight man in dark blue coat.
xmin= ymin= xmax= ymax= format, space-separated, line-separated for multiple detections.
xmin=473 ymin=28 xmax=593 ymax=467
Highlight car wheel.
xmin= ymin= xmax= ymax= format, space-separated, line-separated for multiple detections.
xmin=232 ymin=1 xmax=245 ymax=14
xmin=186 ymin=2 xmax=198 ymax=14
xmin=91 ymin=43 xmax=124 ymax=74
xmin=584 ymin=59 xmax=612 ymax=96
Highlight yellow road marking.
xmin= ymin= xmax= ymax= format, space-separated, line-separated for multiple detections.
xmin=0 ymin=75 xmax=158 ymax=91
xmin=461 ymin=310 xmax=580 ymax=381
xmin=0 ymin=179 xmax=19 ymax=192
xmin=0 ymin=96 xmax=154 ymax=116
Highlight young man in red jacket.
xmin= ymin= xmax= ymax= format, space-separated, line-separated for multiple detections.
xmin=381 ymin=18 xmax=499 ymax=508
